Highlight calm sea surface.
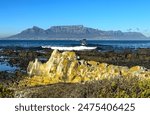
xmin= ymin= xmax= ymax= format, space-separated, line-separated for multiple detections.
xmin=0 ymin=40 xmax=150 ymax=49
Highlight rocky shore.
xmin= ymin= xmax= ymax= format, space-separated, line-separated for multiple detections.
xmin=0 ymin=47 xmax=150 ymax=98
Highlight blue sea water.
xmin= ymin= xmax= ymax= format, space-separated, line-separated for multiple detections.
xmin=0 ymin=40 xmax=150 ymax=71
xmin=0 ymin=62 xmax=18 ymax=72
xmin=0 ymin=40 xmax=150 ymax=49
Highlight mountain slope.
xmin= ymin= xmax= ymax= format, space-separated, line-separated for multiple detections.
xmin=7 ymin=25 xmax=147 ymax=40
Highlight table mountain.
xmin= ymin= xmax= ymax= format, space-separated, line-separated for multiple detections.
xmin=7 ymin=25 xmax=147 ymax=40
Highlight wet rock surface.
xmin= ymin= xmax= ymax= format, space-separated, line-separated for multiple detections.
xmin=0 ymin=47 xmax=150 ymax=97
xmin=75 ymin=49 xmax=150 ymax=69
xmin=14 ymin=77 xmax=150 ymax=98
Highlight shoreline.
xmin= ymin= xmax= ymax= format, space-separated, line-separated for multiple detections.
xmin=0 ymin=47 xmax=150 ymax=97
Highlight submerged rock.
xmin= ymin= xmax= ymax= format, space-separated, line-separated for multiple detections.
xmin=19 ymin=50 xmax=150 ymax=86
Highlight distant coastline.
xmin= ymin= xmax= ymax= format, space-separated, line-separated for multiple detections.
xmin=1 ymin=25 xmax=149 ymax=40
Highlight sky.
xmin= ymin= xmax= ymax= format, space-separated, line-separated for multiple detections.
xmin=0 ymin=0 xmax=150 ymax=37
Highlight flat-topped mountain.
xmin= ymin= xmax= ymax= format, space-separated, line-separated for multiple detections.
xmin=6 ymin=25 xmax=147 ymax=40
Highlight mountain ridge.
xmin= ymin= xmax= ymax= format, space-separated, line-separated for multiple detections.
xmin=5 ymin=25 xmax=148 ymax=40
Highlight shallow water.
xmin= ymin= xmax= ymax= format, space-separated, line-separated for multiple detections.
xmin=0 ymin=62 xmax=18 ymax=72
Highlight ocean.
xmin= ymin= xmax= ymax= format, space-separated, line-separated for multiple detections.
xmin=0 ymin=40 xmax=150 ymax=50
xmin=0 ymin=40 xmax=150 ymax=72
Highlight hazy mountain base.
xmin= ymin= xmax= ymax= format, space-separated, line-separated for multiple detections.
xmin=6 ymin=25 xmax=147 ymax=40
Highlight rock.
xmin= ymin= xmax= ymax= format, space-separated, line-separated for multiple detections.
xmin=19 ymin=50 xmax=150 ymax=87
xmin=0 ymin=84 xmax=14 ymax=98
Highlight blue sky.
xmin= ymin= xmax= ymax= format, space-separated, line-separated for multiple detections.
xmin=0 ymin=0 xmax=150 ymax=37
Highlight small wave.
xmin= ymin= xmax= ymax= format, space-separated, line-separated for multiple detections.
xmin=42 ymin=46 xmax=97 ymax=51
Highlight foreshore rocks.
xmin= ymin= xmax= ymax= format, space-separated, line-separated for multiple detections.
xmin=1 ymin=48 xmax=150 ymax=97
xmin=19 ymin=50 xmax=150 ymax=87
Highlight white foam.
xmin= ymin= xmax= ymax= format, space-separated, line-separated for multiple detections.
xmin=42 ymin=46 xmax=97 ymax=51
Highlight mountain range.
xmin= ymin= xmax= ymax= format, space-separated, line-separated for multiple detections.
xmin=5 ymin=25 xmax=148 ymax=40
